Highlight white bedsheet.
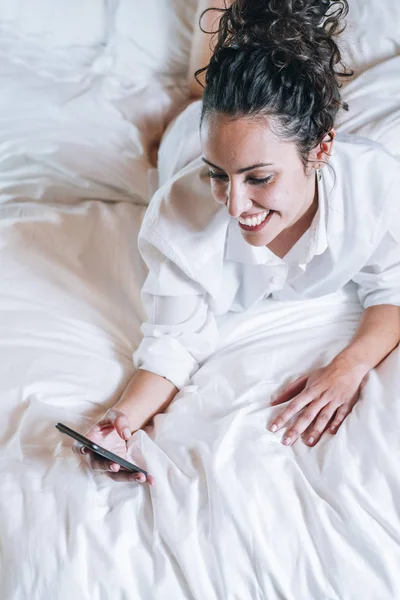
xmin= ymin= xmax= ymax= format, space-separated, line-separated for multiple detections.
xmin=1 ymin=203 xmax=399 ymax=599
xmin=0 ymin=1 xmax=400 ymax=599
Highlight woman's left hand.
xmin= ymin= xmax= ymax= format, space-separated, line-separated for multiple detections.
xmin=268 ymin=359 xmax=369 ymax=446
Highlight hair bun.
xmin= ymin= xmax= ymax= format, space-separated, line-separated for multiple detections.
xmin=211 ymin=0 xmax=349 ymax=73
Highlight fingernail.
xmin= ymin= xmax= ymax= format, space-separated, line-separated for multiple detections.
xmin=122 ymin=428 xmax=131 ymax=440
xmin=282 ymin=437 xmax=291 ymax=446
xmin=307 ymin=437 xmax=314 ymax=445
xmin=330 ymin=426 xmax=336 ymax=433
xmin=270 ymin=424 xmax=278 ymax=432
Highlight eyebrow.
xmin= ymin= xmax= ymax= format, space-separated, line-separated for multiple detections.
xmin=202 ymin=158 xmax=274 ymax=174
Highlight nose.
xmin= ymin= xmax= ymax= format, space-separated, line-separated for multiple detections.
xmin=226 ymin=180 xmax=252 ymax=218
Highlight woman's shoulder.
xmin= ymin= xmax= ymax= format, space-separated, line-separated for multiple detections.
xmin=332 ymin=133 xmax=398 ymax=179
xmin=325 ymin=134 xmax=399 ymax=244
xmin=139 ymin=155 xmax=229 ymax=278
xmin=328 ymin=133 xmax=399 ymax=211
xmin=158 ymin=100 xmax=203 ymax=187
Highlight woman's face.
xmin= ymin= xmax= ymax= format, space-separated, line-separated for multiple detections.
xmin=200 ymin=113 xmax=320 ymax=247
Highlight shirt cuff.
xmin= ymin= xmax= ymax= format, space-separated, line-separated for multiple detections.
xmin=361 ymin=291 xmax=400 ymax=309
xmin=133 ymin=336 xmax=200 ymax=390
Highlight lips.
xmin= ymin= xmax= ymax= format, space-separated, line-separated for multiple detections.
xmin=238 ymin=210 xmax=273 ymax=232
xmin=238 ymin=210 xmax=270 ymax=227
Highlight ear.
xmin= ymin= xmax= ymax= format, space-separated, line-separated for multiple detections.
xmin=314 ymin=128 xmax=336 ymax=166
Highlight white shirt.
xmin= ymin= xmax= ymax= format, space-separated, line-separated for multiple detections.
xmin=134 ymin=133 xmax=400 ymax=390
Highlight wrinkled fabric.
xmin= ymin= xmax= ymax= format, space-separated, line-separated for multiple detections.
xmin=0 ymin=200 xmax=399 ymax=599
xmin=0 ymin=24 xmax=187 ymax=208
xmin=1 ymin=1 xmax=400 ymax=599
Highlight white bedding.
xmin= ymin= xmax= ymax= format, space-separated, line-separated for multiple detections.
xmin=0 ymin=1 xmax=399 ymax=599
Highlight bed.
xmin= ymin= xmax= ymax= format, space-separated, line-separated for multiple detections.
xmin=0 ymin=1 xmax=399 ymax=599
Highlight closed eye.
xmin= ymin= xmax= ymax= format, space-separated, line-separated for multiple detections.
xmin=207 ymin=171 xmax=228 ymax=182
xmin=207 ymin=171 xmax=273 ymax=187
xmin=247 ymin=176 xmax=273 ymax=186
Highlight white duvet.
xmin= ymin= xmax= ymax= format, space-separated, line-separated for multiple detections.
xmin=0 ymin=1 xmax=399 ymax=599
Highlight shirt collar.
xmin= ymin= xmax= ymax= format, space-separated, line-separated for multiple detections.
xmin=304 ymin=170 xmax=328 ymax=260
xmin=224 ymin=169 xmax=328 ymax=267
xmin=225 ymin=217 xmax=282 ymax=266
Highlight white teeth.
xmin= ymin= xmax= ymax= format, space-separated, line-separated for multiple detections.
xmin=238 ymin=210 xmax=270 ymax=227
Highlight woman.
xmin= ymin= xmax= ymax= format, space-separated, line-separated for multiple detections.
xmin=77 ymin=0 xmax=400 ymax=485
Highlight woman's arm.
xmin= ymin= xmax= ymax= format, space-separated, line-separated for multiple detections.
xmin=111 ymin=369 xmax=179 ymax=435
xmin=110 ymin=369 xmax=178 ymax=439
xmin=268 ymin=304 xmax=400 ymax=446
xmin=330 ymin=304 xmax=400 ymax=374
xmin=187 ymin=0 xmax=231 ymax=99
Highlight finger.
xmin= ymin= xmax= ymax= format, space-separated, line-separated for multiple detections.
xmin=303 ymin=402 xmax=339 ymax=445
xmin=84 ymin=452 xmax=155 ymax=485
xmin=87 ymin=420 xmax=113 ymax=435
xmin=72 ymin=441 xmax=86 ymax=456
xmin=270 ymin=375 xmax=309 ymax=406
xmin=133 ymin=472 xmax=146 ymax=483
xmin=146 ymin=473 xmax=156 ymax=487
xmin=280 ymin=400 xmax=327 ymax=446
xmin=108 ymin=470 xmax=154 ymax=485
xmin=268 ymin=389 xmax=317 ymax=433
xmin=108 ymin=471 xmax=145 ymax=482
xmin=87 ymin=411 xmax=122 ymax=436
xmin=328 ymin=404 xmax=353 ymax=435
xmin=85 ymin=452 xmax=116 ymax=472
xmin=114 ymin=413 xmax=132 ymax=441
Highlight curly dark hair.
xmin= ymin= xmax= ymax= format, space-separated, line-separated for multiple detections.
xmin=195 ymin=0 xmax=353 ymax=169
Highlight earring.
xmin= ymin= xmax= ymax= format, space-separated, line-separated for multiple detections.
xmin=316 ymin=165 xmax=322 ymax=182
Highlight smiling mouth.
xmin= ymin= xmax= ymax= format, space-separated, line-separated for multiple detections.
xmin=238 ymin=210 xmax=273 ymax=232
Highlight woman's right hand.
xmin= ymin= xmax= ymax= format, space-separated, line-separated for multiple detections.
xmin=73 ymin=408 xmax=155 ymax=486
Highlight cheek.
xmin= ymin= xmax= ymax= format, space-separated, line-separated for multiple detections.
xmin=250 ymin=186 xmax=283 ymax=213
xmin=264 ymin=179 xmax=301 ymax=215
xmin=210 ymin=181 xmax=227 ymax=204
xmin=253 ymin=188 xmax=273 ymax=206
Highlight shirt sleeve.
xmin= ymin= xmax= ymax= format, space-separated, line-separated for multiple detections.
xmin=133 ymin=239 xmax=219 ymax=390
xmin=352 ymin=172 xmax=400 ymax=308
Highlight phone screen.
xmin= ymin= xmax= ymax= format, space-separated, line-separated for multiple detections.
xmin=55 ymin=422 xmax=147 ymax=476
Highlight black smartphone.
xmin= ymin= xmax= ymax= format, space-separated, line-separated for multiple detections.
xmin=55 ymin=422 xmax=147 ymax=476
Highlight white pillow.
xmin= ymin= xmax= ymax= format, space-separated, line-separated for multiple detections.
xmin=110 ymin=0 xmax=197 ymax=85
xmin=0 ymin=0 xmax=107 ymax=48
xmin=0 ymin=0 xmax=193 ymax=207
xmin=0 ymin=0 xmax=197 ymax=86
xmin=339 ymin=0 xmax=400 ymax=78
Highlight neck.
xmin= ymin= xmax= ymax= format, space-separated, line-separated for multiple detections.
xmin=267 ymin=177 xmax=318 ymax=259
